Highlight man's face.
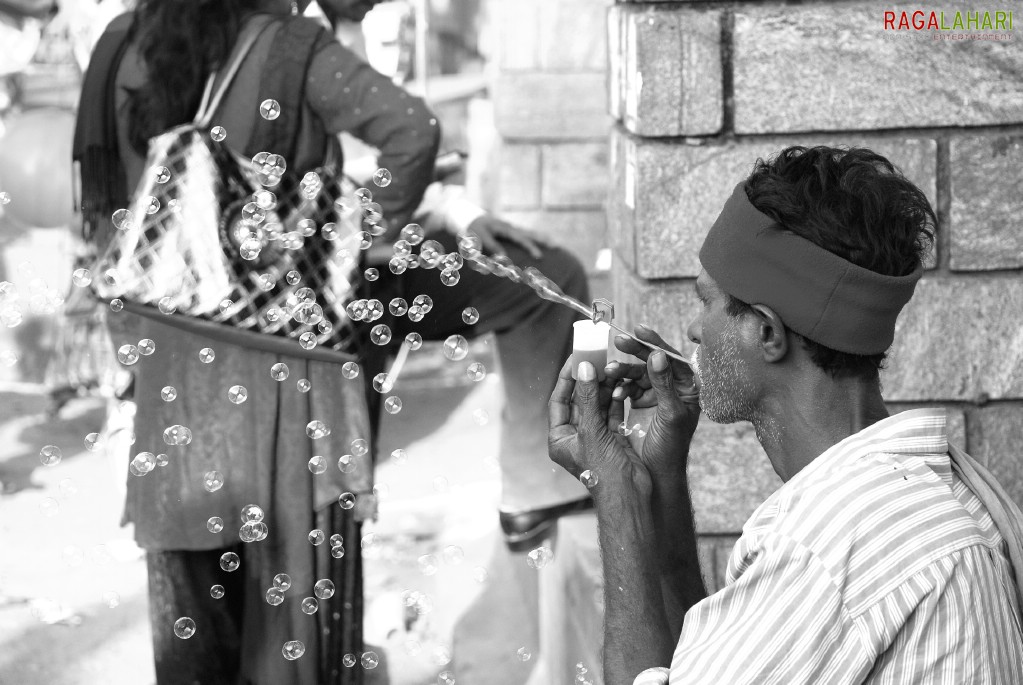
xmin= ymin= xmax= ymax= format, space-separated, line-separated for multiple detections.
xmin=319 ymin=0 xmax=385 ymax=21
xmin=686 ymin=271 xmax=759 ymax=424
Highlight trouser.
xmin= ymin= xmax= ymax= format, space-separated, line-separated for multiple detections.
xmin=367 ymin=231 xmax=591 ymax=512
xmin=146 ymin=509 xmax=364 ymax=685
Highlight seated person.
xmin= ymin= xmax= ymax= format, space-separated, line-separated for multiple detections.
xmin=549 ymin=146 xmax=1023 ymax=683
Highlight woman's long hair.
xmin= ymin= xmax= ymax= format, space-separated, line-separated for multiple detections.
xmin=125 ymin=0 xmax=263 ymax=154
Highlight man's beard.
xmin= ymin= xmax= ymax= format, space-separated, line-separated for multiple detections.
xmin=693 ymin=324 xmax=757 ymax=424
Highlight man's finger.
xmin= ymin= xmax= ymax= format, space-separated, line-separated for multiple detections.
xmin=572 ymin=362 xmax=606 ymax=433
xmin=647 ymin=351 xmax=679 ymax=416
xmin=607 ymin=384 xmax=627 ymax=431
xmin=548 ymin=358 xmax=576 ymax=429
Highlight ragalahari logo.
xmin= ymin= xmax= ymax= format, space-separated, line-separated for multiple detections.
xmin=883 ymin=10 xmax=1013 ymax=41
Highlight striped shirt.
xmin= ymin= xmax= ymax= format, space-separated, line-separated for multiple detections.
xmin=669 ymin=408 xmax=1023 ymax=684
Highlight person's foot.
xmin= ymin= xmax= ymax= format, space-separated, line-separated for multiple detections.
xmin=498 ymin=497 xmax=594 ymax=552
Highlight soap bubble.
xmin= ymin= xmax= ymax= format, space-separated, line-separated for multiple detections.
xmin=472 ymin=566 xmax=488 ymax=583
xmin=338 ymin=492 xmax=356 ymax=510
xmin=102 ymin=590 xmax=120 ymax=608
xmin=313 ymin=579 xmax=335 ymax=599
xmin=442 ymin=253 xmax=464 ymax=271
xmin=370 ymin=324 xmax=391 ymax=345
xmin=420 ymin=241 xmax=444 ymax=268
xmin=40 ymin=497 xmax=60 ymax=517
xmin=355 ymin=187 xmax=373 ymax=204
xmin=400 ymin=223 xmax=424 ymax=245
xmin=266 ymin=588 xmax=285 ymax=606
xmin=227 ymin=385 xmax=248 ymax=404
xmin=439 ymin=268 xmax=460 ymax=286
xmin=282 ymin=640 xmax=305 ymax=660
xmin=330 ymin=533 xmax=343 ymax=546
xmin=220 ymin=552 xmax=241 ymax=572
xmin=270 ymin=363 xmax=289 ymax=381
xmin=210 ymin=126 xmax=227 ymax=141
xmin=273 ymin=574 xmax=293 ymax=593
xmin=138 ymin=338 xmax=156 ymax=356
xmin=308 ymin=529 xmax=325 ymax=545
xmin=407 ymin=305 xmax=425 ymax=323
xmin=259 ymin=99 xmax=281 ymax=120
xmin=442 ymin=335 xmax=469 ymax=361
xmin=71 ymin=268 xmax=92 ymax=287
xmin=156 ymin=453 xmax=169 ymax=467
xmin=372 ymin=168 xmax=392 ymax=187
xmin=461 ymin=307 xmax=479 ymax=325
xmin=131 ymin=452 xmax=156 ymax=475
xmin=580 ymin=470 xmax=599 ymax=488
xmin=308 ymin=456 xmax=327 ymax=474
xmin=331 ymin=546 xmax=345 ymax=559
xmin=412 ymin=294 xmax=434 ymax=313
xmin=241 ymin=504 xmax=264 ymax=523
xmin=199 ymin=347 xmax=215 ymax=363
xmin=337 ymin=454 xmax=356 ymax=473
xmin=253 ymin=189 xmax=276 ymax=210
xmin=388 ymin=256 xmax=408 ymax=275
xmin=516 ymin=647 xmax=531 ymax=662
xmin=298 ymin=332 xmax=317 ymax=350
xmin=173 ymin=617 xmax=196 ymax=639
xmin=392 ymin=240 xmax=412 ymax=258
xmin=159 ymin=385 xmax=176 ymax=401
xmin=526 ymin=546 xmax=553 ymax=570
xmin=0 ymin=350 xmax=17 ymax=367
xmin=467 ymin=362 xmax=486 ymax=382
xmin=341 ymin=361 xmax=360 ymax=379
xmin=388 ymin=298 xmax=408 ymax=316
xmin=117 ymin=344 xmax=140 ymax=365
xmin=351 ymin=438 xmax=369 ymax=457
xmin=390 ymin=448 xmax=408 ymax=465
xmin=154 ymin=166 xmax=171 ymax=184
xmin=438 ymin=671 xmax=456 ymax=684
xmin=306 ymin=420 xmax=330 ymax=439
xmin=442 ymin=545 xmax=464 ymax=565
xmin=301 ymin=597 xmax=318 ymax=614
xmin=112 ymin=208 xmax=135 ymax=231
xmin=431 ymin=646 xmax=452 ymax=666
xmin=210 ymin=585 xmax=225 ymax=599
xmin=361 ymin=652 xmax=380 ymax=669
xmin=203 ymin=470 xmax=224 ymax=492
xmin=39 ymin=445 xmax=62 ymax=467
xmin=372 ymin=373 xmax=393 ymax=394
xmin=158 ymin=297 xmax=177 ymax=315
xmin=384 ymin=396 xmax=402 ymax=414
xmin=342 ymin=654 xmax=357 ymax=668
xmin=459 ymin=233 xmax=482 ymax=255
xmin=405 ymin=332 xmax=423 ymax=350
xmin=364 ymin=299 xmax=384 ymax=321
xmin=616 ymin=421 xmax=633 ymax=437
xmin=239 ymin=520 xmax=266 ymax=543
xmin=162 ymin=424 xmax=192 ymax=445
xmin=372 ymin=483 xmax=389 ymax=499
xmin=142 ymin=196 xmax=161 ymax=215
xmin=285 ymin=270 xmax=301 ymax=285
xmin=207 ymin=516 xmax=224 ymax=533
xmin=292 ymin=302 xmax=323 ymax=325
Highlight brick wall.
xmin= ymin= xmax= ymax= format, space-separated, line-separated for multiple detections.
xmin=609 ymin=0 xmax=1023 ymax=598
xmin=486 ymin=0 xmax=615 ymax=294
xmin=487 ymin=1 xmax=1022 ymax=682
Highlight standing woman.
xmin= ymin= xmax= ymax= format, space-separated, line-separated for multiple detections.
xmin=74 ymin=0 xmax=440 ymax=683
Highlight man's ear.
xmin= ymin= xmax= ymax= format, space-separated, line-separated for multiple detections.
xmin=749 ymin=304 xmax=788 ymax=363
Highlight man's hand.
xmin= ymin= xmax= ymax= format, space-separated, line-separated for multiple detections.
xmin=548 ymin=359 xmax=653 ymax=497
xmin=605 ymin=325 xmax=701 ymax=480
xmin=465 ymin=215 xmax=546 ymax=260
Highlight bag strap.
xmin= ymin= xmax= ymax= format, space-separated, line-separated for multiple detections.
xmin=248 ymin=16 xmax=340 ymax=168
xmin=194 ymin=16 xmax=274 ymax=128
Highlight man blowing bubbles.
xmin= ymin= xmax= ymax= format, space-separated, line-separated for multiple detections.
xmin=549 ymin=146 xmax=1023 ymax=685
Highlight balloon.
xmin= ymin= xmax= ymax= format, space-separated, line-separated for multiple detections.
xmin=0 ymin=107 xmax=75 ymax=229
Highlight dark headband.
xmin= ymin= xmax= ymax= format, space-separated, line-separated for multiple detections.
xmin=698 ymin=183 xmax=923 ymax=355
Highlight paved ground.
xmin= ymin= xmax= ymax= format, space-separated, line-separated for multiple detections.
xmin=0 ymin=338 xmax=545 ymax=685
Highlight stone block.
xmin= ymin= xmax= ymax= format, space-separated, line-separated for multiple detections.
xmin=733 ymin=3 xmax=1023 ymax=133
xmin=610 ymin=129 xmax=937 ymax=279
xmin=500 ymin=209 xmax=607 ymax=276
xmin=493 ymin=73 xmax=611 ymax=141
xmin=969 ymin=405 xmax=1023 ymax=508
xmin=950 ymin=136 xmax=1023 ymax=270
xmin=608 ymin=5 xmax=723 ymax=136
xmin=611 ymin=261 xmax=697 ymax=354
xmin=883 ymin=277 xmax=1023 ymax=401
xmin=494 ymin=143 xmax=542 ymax=210
xmin=490 ymin=0 xmax=541 ymax=71
xmin=541 ymin=143 xmax=609 ymax=208
xmin=540 ymin=0 xmax=613 ymax=72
